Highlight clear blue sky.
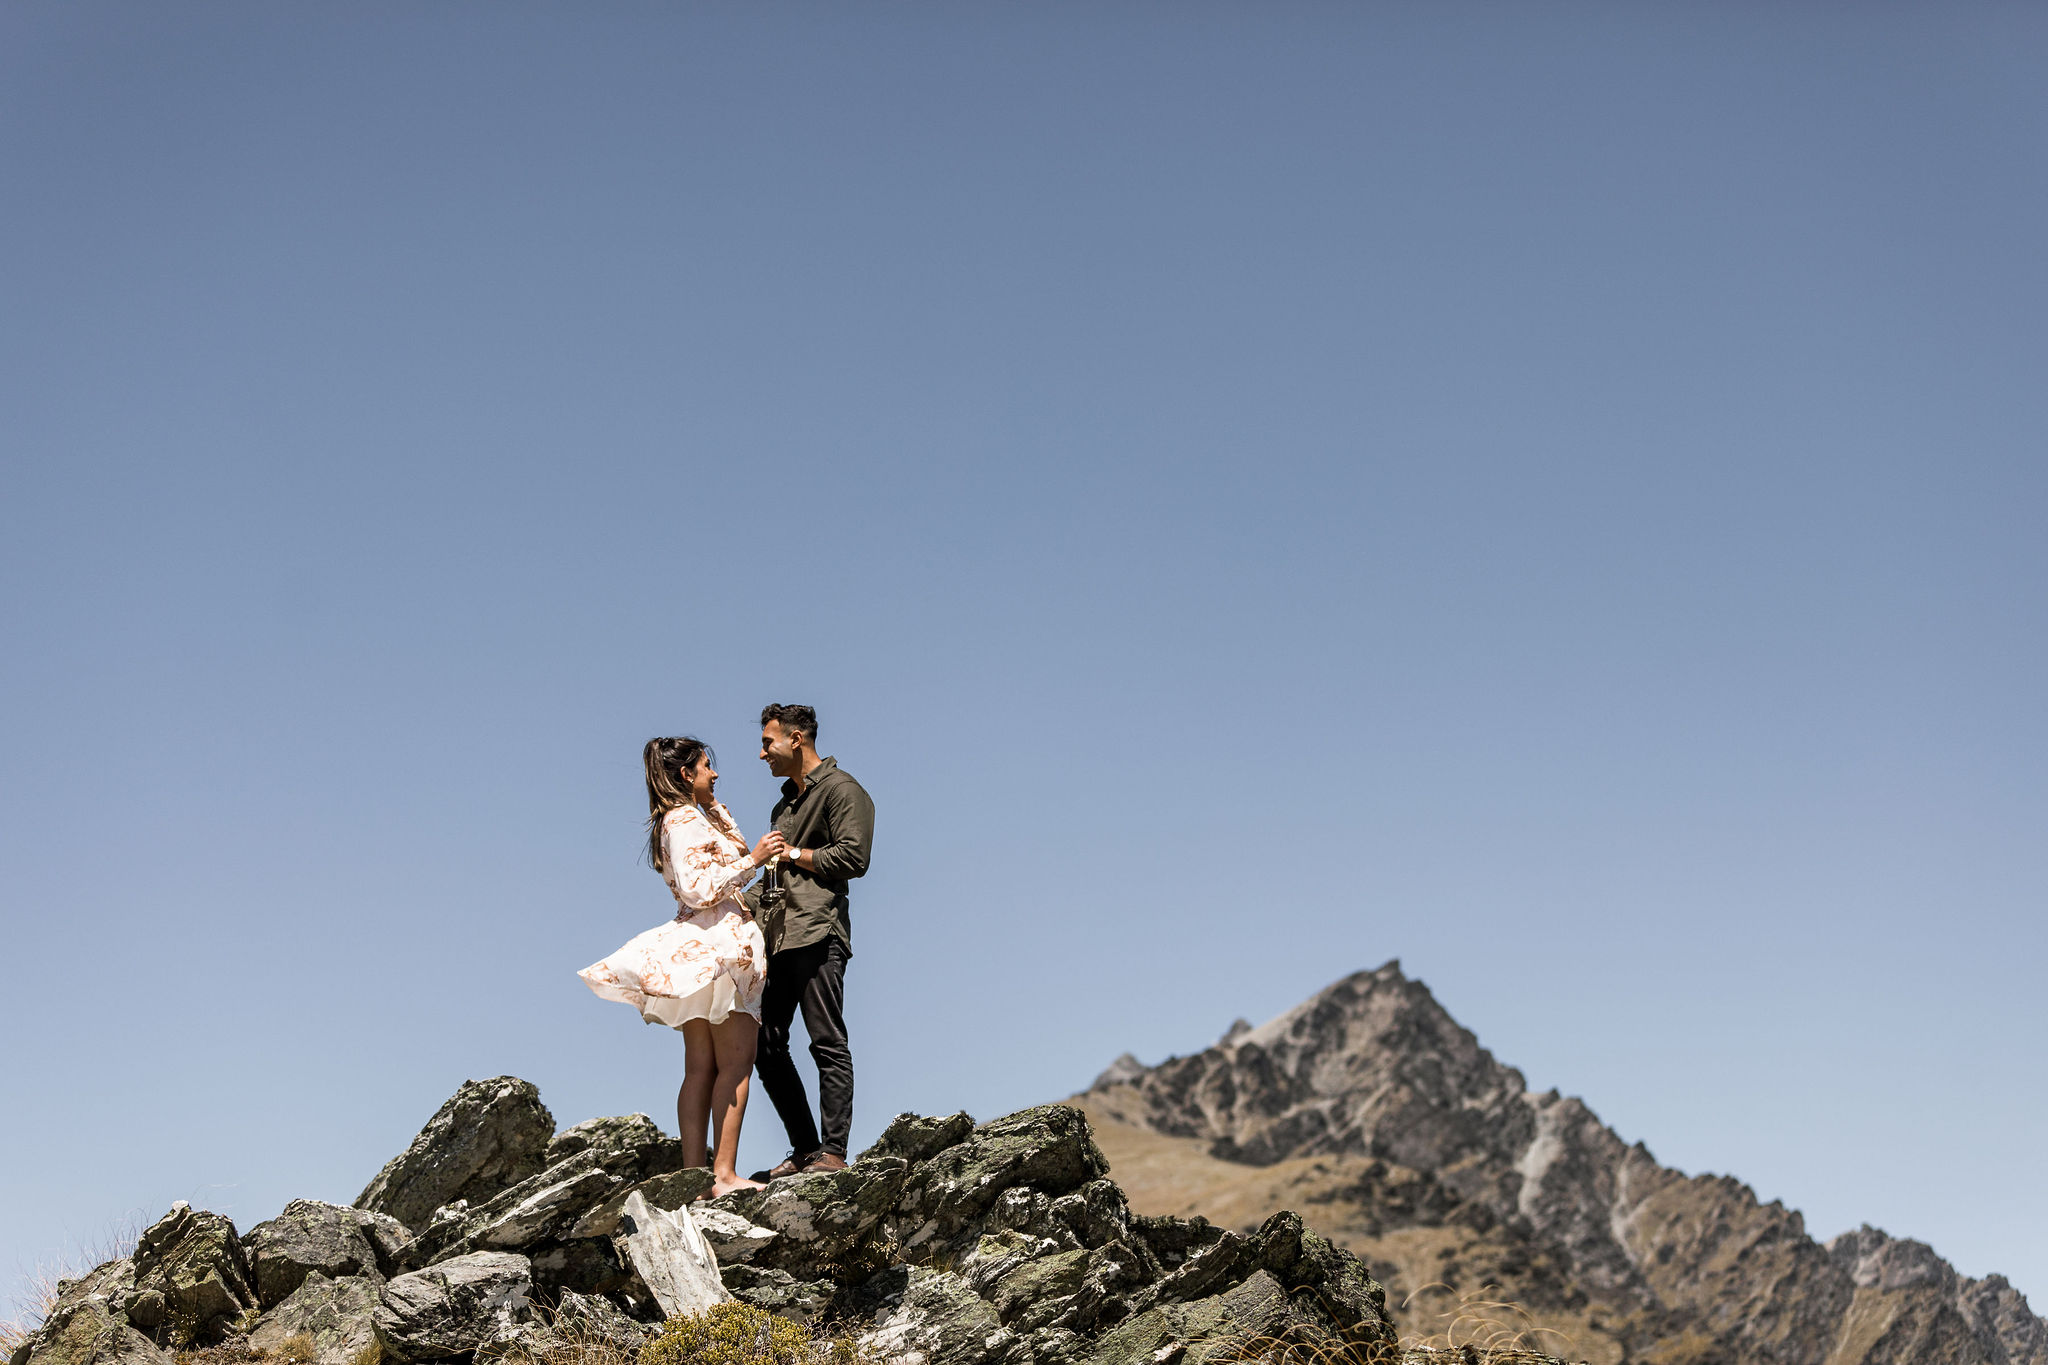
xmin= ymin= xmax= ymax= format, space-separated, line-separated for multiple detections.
xmin=3 ymin=0 xmax=2043 ymax=1318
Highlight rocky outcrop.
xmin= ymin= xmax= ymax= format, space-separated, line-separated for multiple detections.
xmin=247 ymin=1273 xmax=381 ymax=1365
xmin=16 ymin=1081 xmax=1421 ymax=1365
xmin=354 ymin=1077 xmax=556 ymax=1233
xmin=371 ymin=1252 xmax=537 ymax=1360
xmin=1086 ymin=961 xmax=2046 ymax=1365
xmin=243 ymin=1200 xmax=406 ymax=1307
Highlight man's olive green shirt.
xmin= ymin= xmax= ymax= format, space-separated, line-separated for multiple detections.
xmin=745 ymin=756 xmax=874 ymax=955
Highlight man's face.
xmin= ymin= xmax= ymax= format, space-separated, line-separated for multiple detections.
xmin=760 ymin=720 xmax=804 ymax=778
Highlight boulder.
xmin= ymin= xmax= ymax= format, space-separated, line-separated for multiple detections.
xmin=355 ymin=1078 xmax=555 ymax=1232
xmin=248 ymin=1273 xmax=381 ymax=1365
xmin=1086 ymin=1270 xmax=1325 ymax=1365
xmin=693 ymin=1206 xmax=779 ymax=1265
xmin=21 ymin=1297 xmax=170 ymax=1365
xmin=371 ymin=1252 xmax=536 ymax=1361
xmin=894 ymin=1107 xmax=1109 ymax=1252
xmin=612 ymin=1192 xmax=726 ymax=1319
xmin=855 ymin=1267 xmax=1018 ymax=1365
xmin=565 ymin=1168 xmax=714 ymax=1240
xmin=1247 ymin=1211 xmax=1392 ymax=1342
xmin=407 ymin=1151 xmax=625 ymax=1263
xmin=544 ymin=1114 xmax=682 ymax=1181
xmin=526 ymin=1238 xmax=638 ymax=1300
xmin=124 ymin=1203 xmax=258 ymax=1341
xmin=859 ymin=1112 xmax=975 ymax=1166
xmin=243 ymin=1201 xmax=383 ymax=1308
xmin=717 ymin=1158 xmax=910 ymax=1279
xmin=719 ymin=1266 xmax=835 ymax=1325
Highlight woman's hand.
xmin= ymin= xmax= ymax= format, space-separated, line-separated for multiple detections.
xmin=751 ymin=832 xmax=789 ymax=866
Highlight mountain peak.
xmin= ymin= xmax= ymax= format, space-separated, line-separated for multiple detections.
xmin=1085 ymin=966 xmax=2046 ymax=1365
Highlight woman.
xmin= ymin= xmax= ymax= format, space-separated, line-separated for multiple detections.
xmin=580 ymin=736 xmax=786 ymax=1197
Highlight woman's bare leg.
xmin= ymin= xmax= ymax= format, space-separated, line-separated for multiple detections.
xmin=708 ymin=1014 xmax=766 ymax=1196
xmin=678 ymin=1019 xmax=716 ymax=1168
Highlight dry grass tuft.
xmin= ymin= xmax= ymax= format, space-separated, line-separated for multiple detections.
xmin=1396 ymin=1282 xmax=1576 ymax=1362
xmin=3 ymin=1217 xmax=148 ymax=1360
xmin=1219 ymin=1282 xmax=1579 ymax=1365
xmin=266 ymin=1333 xmax=318 ymax=1365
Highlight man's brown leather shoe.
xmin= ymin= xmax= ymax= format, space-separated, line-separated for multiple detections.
xmin=801 ymin=1152 xmax=848 ymax=1174
xmin=761 ymin=1151 xmax=816 ymax=1181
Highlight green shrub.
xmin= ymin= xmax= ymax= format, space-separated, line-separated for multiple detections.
xmin=641 ymin=1305 xmax=817 ymax=1365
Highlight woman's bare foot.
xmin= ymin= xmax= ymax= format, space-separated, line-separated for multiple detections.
xmin=709 ymin=1173 xmax=767 ymax=1198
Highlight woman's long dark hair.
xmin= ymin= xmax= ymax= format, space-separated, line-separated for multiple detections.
xmin=643 ymin=736 xmax=712 ymax=873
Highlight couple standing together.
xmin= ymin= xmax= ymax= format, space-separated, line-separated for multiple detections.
xmin=578 ymin=703 xmax=874 ymax=1197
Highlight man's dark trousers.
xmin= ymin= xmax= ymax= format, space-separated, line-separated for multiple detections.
xmin=756 ymin=937 xmax=853 ymax=1159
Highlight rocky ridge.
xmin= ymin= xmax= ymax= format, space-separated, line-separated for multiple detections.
xmin=1082 ymin=961 xmax=2045 ymax=1365
xmin=12 ymin=1077 xmax=1461 ymax=1365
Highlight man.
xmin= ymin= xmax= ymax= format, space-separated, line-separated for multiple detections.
xmin=747 ymin=702 xmax=875 ymax=1177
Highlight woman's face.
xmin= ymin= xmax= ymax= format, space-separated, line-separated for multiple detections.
xmin=686 ymin=754 xmax=718 ymax=804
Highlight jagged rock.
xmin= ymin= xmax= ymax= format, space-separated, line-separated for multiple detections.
xmin=613 ymin=1191 xmax=726 ymax=1318
xmin=717 ymin=1158 xmax=911 ymax=1279
xmin=371 ymin=1251 xmax=536 ymax=1361
xmin=987 ymin=1248 xmax=1089 ymax=1329
xmin=21 ymin=1297 xmax=170 ymax=1365
xmin=566 ymin=1167 xmax=715 ymax=1240
xmin=1246 ymin=1211 xmax=1392 ymax=1341
xmin=526 ymin=1237 xmax=638 ymax=1300
xmin=720 ymin=1266 xmax=836 ymax=1324
xmin=551 ymin=1291 xmax=651 ymax=1348
xmin=693 ymin=1206 xmax=779 ymax=1264
xmin=856 ymin=1267 xmax=1018 ymax=1365
xmin=1050 ymin=1181 xmax=1133 ymax=1251
xmin=894 ymin=1106 xmax=1109 ymax=1252
xmin=354 ymin=1210 xmax=414 ymax=1276
xmin=248 ymin=1272 xmax=380 ymax=1365
xmin=544 ymin=1114 xmax=683 ymax=1180
xmin=408 ymin=1150 xmax=626 ymax=1262
xmin=124 ymin=1203 xmax=258 ymax=1339
xmin=1087 ymin=1270 xmax=1325 ymax=1365
xmin=355 ymin=1077 xmax=555 ymax=1233
xmin=1128 ymin=1216 xmax=1224 ymax=1273
xmin=243 ymin=1201 xmax=384 ymax=1308
xmin=860 ymin=1112 xmax=976 ymax=1165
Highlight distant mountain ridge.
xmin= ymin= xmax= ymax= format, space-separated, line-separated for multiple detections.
xmin=1080 ymin=961 xmax=2043 ymax=1365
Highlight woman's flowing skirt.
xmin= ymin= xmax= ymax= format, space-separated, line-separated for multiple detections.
xmin=579 ymin=901 xmax=766 ymax=1027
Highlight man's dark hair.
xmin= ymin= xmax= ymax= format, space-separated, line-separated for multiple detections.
xmin=761 ymin=702 xmax=818 ymax=745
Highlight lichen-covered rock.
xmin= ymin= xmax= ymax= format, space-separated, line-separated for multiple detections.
xmin=1247 ymin=1211 xmax=1392 ymax=1342
xmin=719 ymin=1266 xmax=836 ymax=1325
xmin=408 ymin=1150 xmax=625 ymax=1263
xmin=526 ymin=1237 xmax=638 ymax=1300
xmin=693 ymin=1206 xmax=778 ymax=1264
xmin=1086 ymin=1270 xmax=1326 ymax=1365
xmin=248 ymin=1272 xmax=381 ymax=1365
xmin=21 ymin=1297 xmax=170 ymax=1365
xmin=894 ymin=1106 xmax=1109 ymax=1252
xmin=1049 ymin=1182 xmax=1134 ymax=1252
xmin=856 ymin=1267 xmax=1018 ymax=1365
xmin=565 ymin=1167 xmax=715 ymax=1240
xmin=124 ymin=1203 xmax=258 ymax=1340
xmin=860 ymin=1112 xmax=975 ymax=1165
xmin=371 ymin=1251 xmax=536 ymax=1361
xmin=720 ymin=1158 xmax=911 ymax=1279
xmin=544 ymin=1114 xmax=683 ymax=1181
xmin=988 ymin=1249 xmax=1090 ymax=1329
xmin=243 ymin=1201 xmax=384 ymax=1308
xmin=355 ymin=1077 xmax=555 ymax=1233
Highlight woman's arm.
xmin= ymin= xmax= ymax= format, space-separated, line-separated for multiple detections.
xmin=665 ymin=810 xmax=764 ymax=908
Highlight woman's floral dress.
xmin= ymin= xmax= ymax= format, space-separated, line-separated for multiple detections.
xmin=579 ymin=802 xmax=767 ymax=1026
